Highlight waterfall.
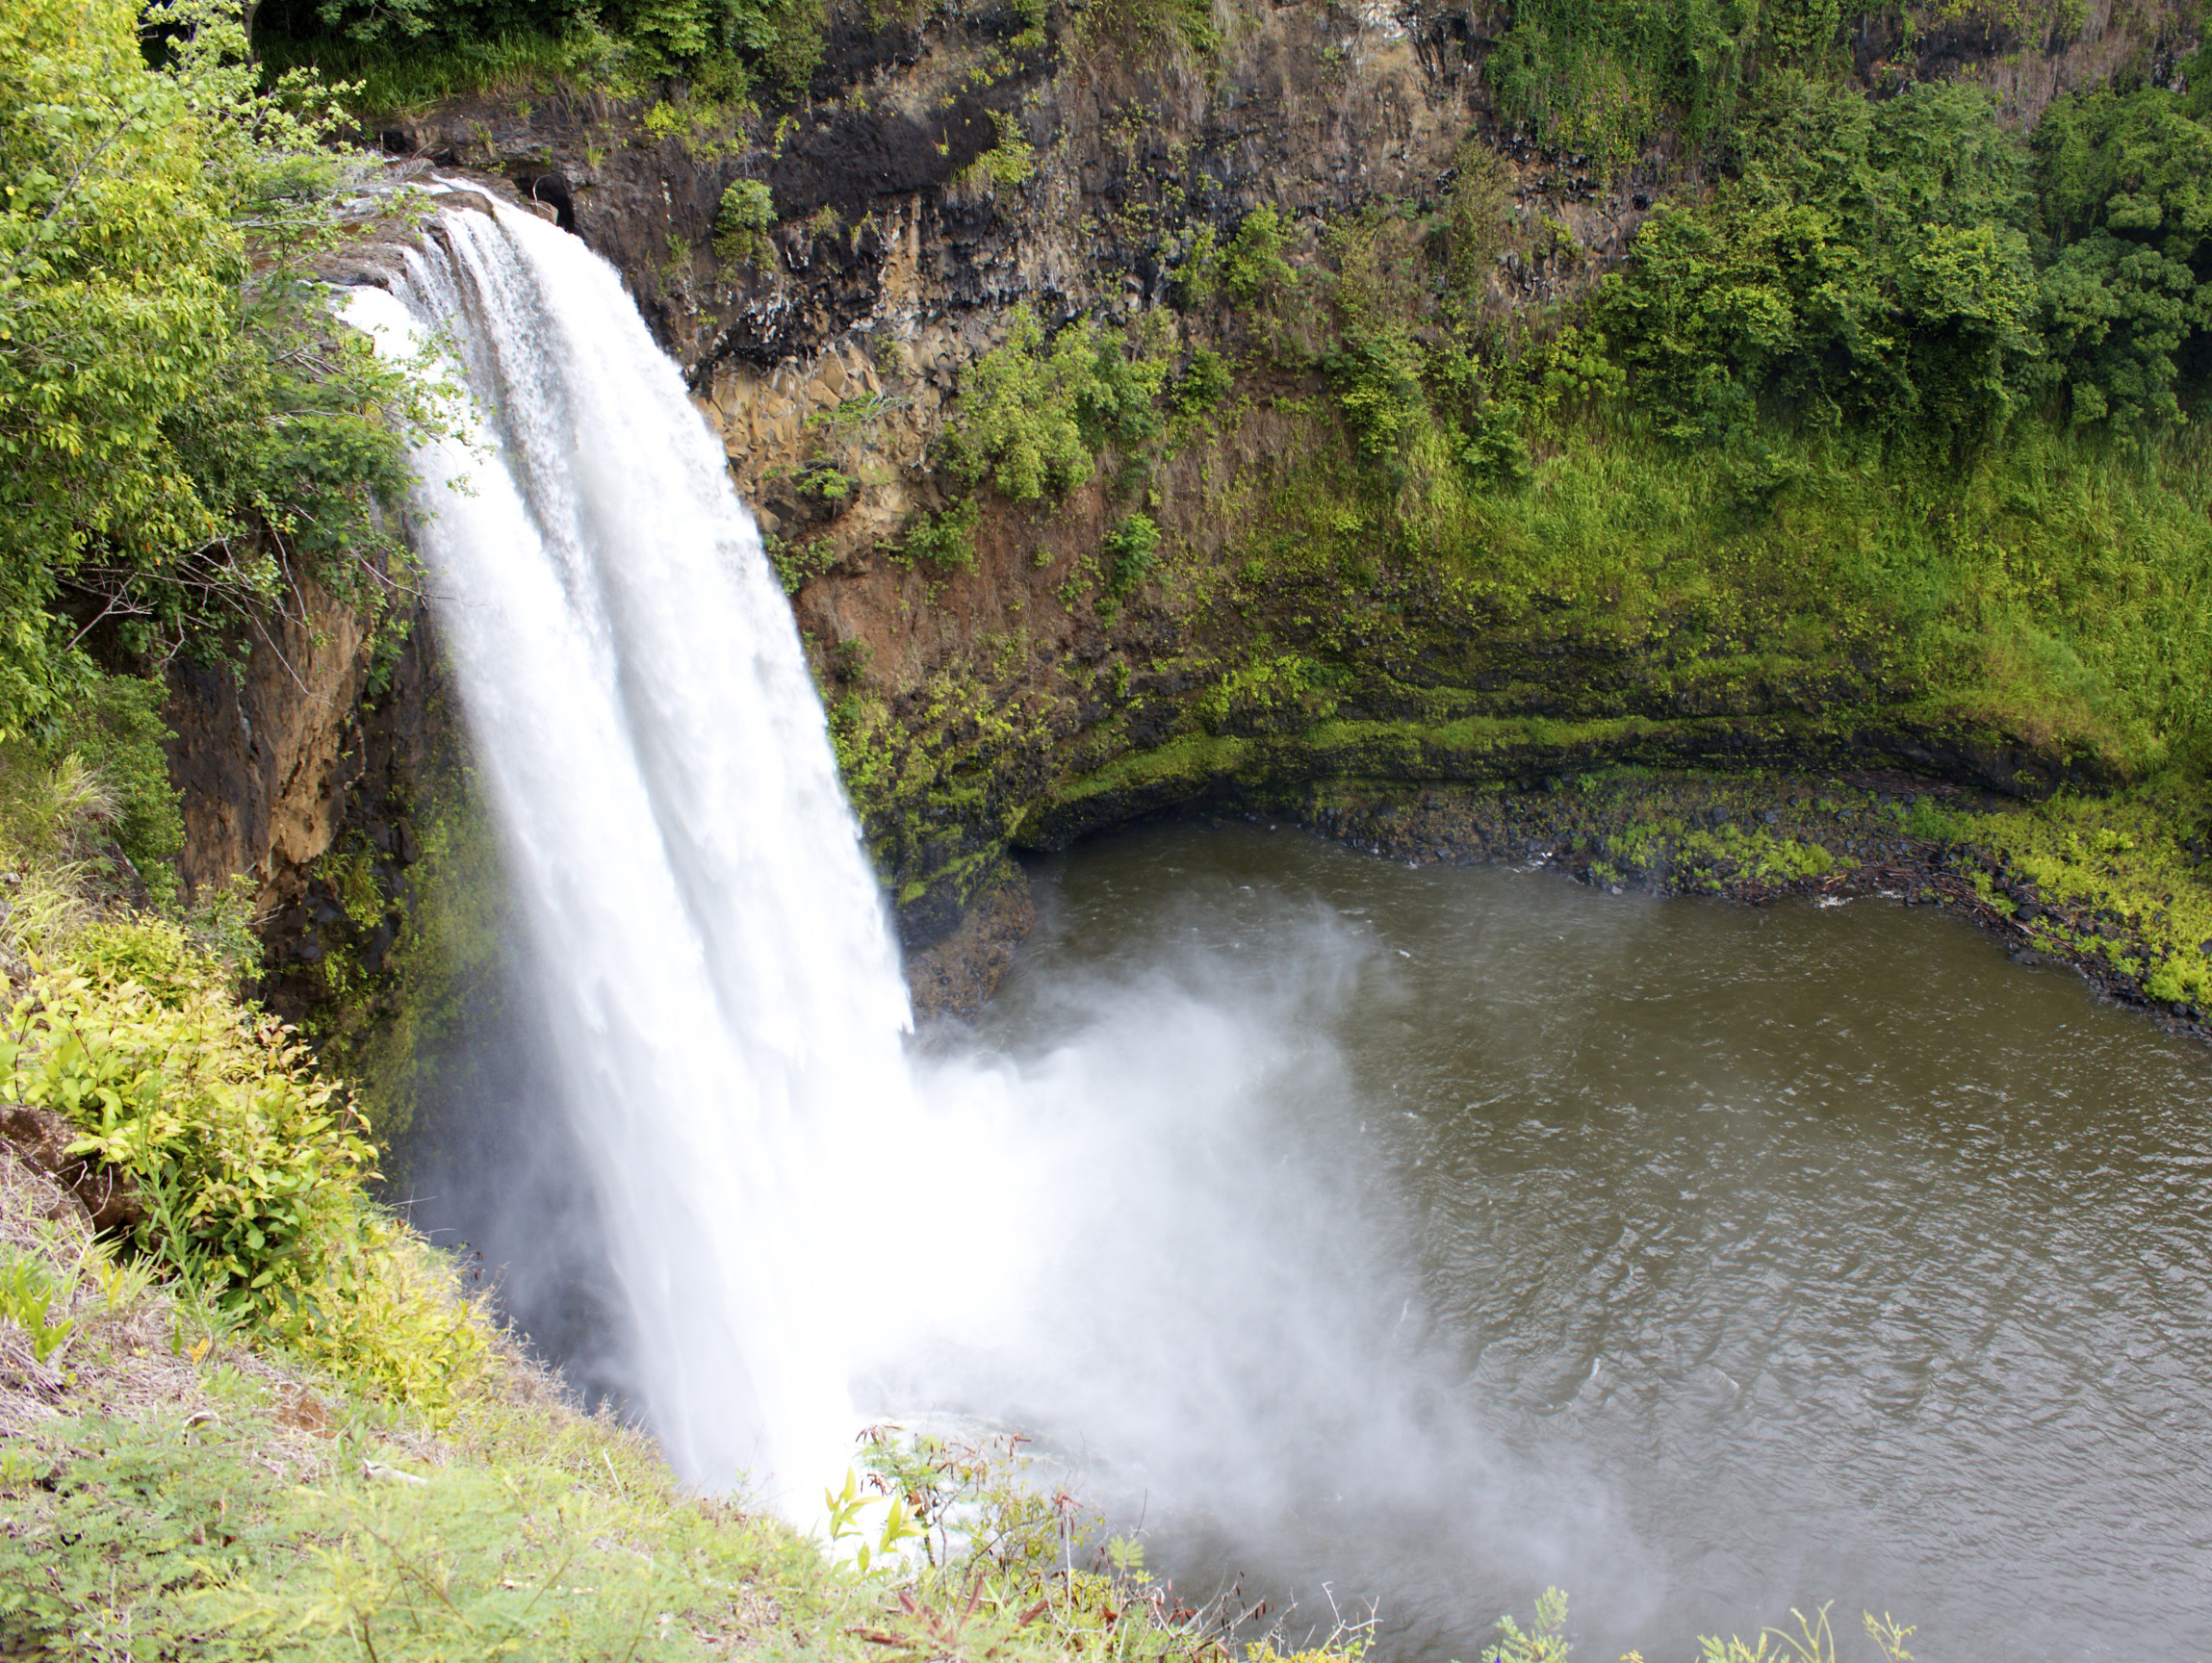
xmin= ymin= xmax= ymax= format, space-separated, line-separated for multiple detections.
xmin=344 ymin=200 xmax=917 ymax=1507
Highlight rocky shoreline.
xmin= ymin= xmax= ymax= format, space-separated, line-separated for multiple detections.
xmin=913 ymin=767 xmax=2212 ymax=1044
xmin=1291 ymin=769 xmax=2212 ymax=1047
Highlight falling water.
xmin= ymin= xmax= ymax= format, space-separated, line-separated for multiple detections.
xmin=345 ymin=200 xmax=918 ymax=1506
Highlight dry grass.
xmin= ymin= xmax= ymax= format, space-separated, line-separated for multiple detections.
xmin=0 ymin=1147 xmax=553 ymax=1493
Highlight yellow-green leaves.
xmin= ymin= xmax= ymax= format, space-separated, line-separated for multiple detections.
xmin=946 ymin=303 xmax=1170 ymax=504
xmin=0 ymin=1 xmax=431 ymax=739
xmin=4 ymin=918 xmax=489 ymax=1407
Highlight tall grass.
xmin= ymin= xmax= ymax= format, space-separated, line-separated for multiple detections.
xmin=1316 ymin=402 xmax=2212 ymax=777
xmin=254 ymin=26 xmax=623 ymax=115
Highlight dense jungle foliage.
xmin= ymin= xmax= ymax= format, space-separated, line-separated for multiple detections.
xmin=1376 ymin=0 xmax=2212 ymax=460
xmin=1 ymin=0 xmax=442 ymax=893
xmin=252 ymin=0 xmax=836 ymax=105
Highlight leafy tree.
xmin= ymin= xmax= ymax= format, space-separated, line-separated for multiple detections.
xmin=1172 ymin=206 xmax=1294 ymax=311
xmin=265 ymin=0 xmax=828 ymax=95
xmin=1170 ymin=346 xmax=1233 ymax=417
xmin=269 ymin=0 xmax=590 ymax=47
xmin=0 ymin=0 xmax=433 ymax=741
xmin=1327 ymin=325 xmax=1428 ymax=463
xmin=2031 ymin=85 xmax=2212 ymax=427
xmin=1600 ymin=76 xmax=2038 ymax=448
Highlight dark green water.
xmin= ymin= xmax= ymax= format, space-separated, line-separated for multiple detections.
xmin=955 ymin=819 xmax=2212 ymax=1663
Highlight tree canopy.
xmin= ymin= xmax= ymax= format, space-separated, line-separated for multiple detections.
xmin=0 ymin=0 xmax=431 ymax=741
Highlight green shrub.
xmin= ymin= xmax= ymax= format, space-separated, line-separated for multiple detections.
xmin=1171 ymin=346 xmax=1235 ymax=417
xmin=1104 ymin=512 xmax=1161 ymax=597
xmin=946 ymin=304 xmax=1168 ymax=502
xmin=714 ymin=176 xmax=778 ymax=264
xmin=1327 ymin=325 xmax=1428 ymax=463
xmin=1220 ymin=204 xmax=1296 ymax=305
xmin=965 ymin=111 xmax=1037 ymax=190
xmin=50 ymin=676 xmax=185 ymax=909
xmin=1 ymin=924 xmax=488 ymax=1405
xmin=1482 ymin=1585 xmax=1569 ymax=1663
xmin=0 ymin=1251 xmax=74 ymax=1363
xmin=1422 ymin=322 xmax=1625 ymax=486
xmin=1171 ymin=224 xmax=1221 ymax=308
xmin=903 ymin=499 xmax=983 ymax=573
xmin=1173 ymin=208 xmax=1295 ymax=311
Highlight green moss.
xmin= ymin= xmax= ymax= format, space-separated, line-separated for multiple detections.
xmin=351 ymin=770 xmax=511 ymax=1157
xmin=1949 ymin=783 xmax=2212 ymax=1009
xmin=1670 ymin=822 xmax=1840 ymax=890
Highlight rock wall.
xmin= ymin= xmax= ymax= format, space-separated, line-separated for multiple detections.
xmin=163 ymin=576 xmax=380 ymax=914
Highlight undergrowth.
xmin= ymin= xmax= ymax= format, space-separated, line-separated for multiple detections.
xmin=0 ymin=749 xmax=491 ymax=1410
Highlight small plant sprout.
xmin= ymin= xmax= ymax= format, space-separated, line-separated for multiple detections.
xmin=824 ymin=1465 xmax=927 ymax=1578
xmin=0 ymin=1251 xmax=74 ymax=1365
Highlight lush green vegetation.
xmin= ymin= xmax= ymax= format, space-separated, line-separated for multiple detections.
xmin=1487 ymin=0 xmax=1857 ymax=167
xmin=1486 ymin=0 xmax=2122 ymax=167
xmin=945 ymin=304 xmax=1170 ymax=504
xmin=1 ymin=0 xmax=435 ymax=737
xmin=0 ymin=761 xmax=490 ymax=1408
xmin=252 ymin=0 xmax=832 ymax=111
xmin=858 ymin=2 xmax=2212 ymax=1024
xmin=0 ymin=0 xmax=446 ymax=934
xmin=1601 ymin=76 xmax=2039 ymax=448
xmin=2032 ymin=78 xmax=2212 ymax=425
xmin=1269 ymin=61 xmax=2212 ymax=777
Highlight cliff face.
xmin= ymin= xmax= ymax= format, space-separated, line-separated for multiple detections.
xmin=362 ymin=3 xmax=1673 ymax=1006
xmin=180 ymin=0 xmax=2198 ymax=1023
xmin=162 ymin=579 xmax=459 ymax=1031
xmin=163 ymin=577 xmax=381 ymax=913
